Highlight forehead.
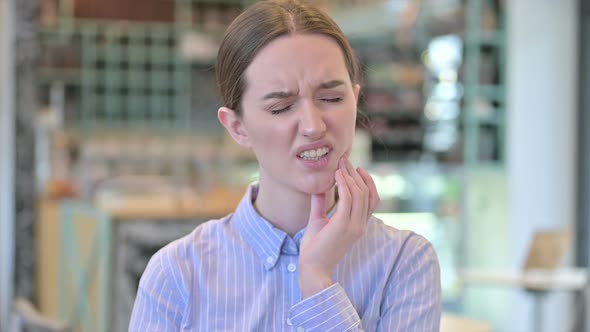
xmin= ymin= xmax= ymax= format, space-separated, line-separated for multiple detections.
xmin=243 ymin=33 xmax=350 ymax=93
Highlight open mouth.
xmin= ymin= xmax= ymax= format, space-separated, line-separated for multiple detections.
xmin=298 ymin=147 xmax=330 ymax=161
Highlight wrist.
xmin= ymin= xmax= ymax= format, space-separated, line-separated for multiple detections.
xmin=298 ymin=269 xmax=333 ymax=299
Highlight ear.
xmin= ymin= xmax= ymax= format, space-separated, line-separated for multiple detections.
xmin=218 ymin=107 xmax=251 ymax=148
xmin=353 ymin=84 xmax=361 ymax=105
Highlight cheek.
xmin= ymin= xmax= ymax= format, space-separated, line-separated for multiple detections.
xmin=333 ymin=107 xmax=357 ymax=134
xmin=338 ymin=109 xmax=357 ymax=151
xmin=250 ymin=124 xmax=289 ymax=151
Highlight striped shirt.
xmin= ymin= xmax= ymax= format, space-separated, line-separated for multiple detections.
xmin=129 ymin=184 xmax=441 ymax=331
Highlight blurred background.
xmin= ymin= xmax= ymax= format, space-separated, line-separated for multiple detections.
xmin=0 ymin=0 xmax=588 ymax=331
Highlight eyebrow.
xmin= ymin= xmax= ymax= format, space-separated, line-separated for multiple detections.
xmin=318 ymin=80 xmax=346 ymax=90
xmin=262 ymin=80 xmax=346 ymax=100
xmin=263 ymin=91 xmax=294 ymax=100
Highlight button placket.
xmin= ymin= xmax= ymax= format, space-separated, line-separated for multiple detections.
xmin=287 ymin=263 xmax=297 ymax=273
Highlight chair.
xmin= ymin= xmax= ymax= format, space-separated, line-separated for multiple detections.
xmin=462 ymin=227 xmax=586 ymax=332
xmin=522 ymin=227 xmax=572 ymax=272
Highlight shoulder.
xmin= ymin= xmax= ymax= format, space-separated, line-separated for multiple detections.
xmin=365 ymin=215 xmax=439 ymax=272
xmin=139 ymin=214 xmax=234 ymax=290
xmin=366 ymin=215 xmax=433 ymax=249
xmin=154 ymin=213 xmax=233 ymax=261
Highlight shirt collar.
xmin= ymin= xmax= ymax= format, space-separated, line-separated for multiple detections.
xmin=233 ymin=184 xmax=290 ymax=270
xmin=232 ymin=184 xmax=337 ymax=270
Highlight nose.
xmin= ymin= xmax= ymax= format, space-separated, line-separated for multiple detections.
xmin=298 ymin=101 xmax=327 ymax=139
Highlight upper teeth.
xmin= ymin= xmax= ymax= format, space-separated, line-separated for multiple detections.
xmin=299 ymin=147 xmax=329 ymax=160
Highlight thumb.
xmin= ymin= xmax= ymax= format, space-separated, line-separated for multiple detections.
xmin=309 ymin=193 xmax=327 ymax=221
xmin=304 ymin=193 xmax=328 ymax=238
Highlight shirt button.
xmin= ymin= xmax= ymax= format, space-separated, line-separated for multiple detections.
xmin=287 ymin=263 xmax=297 ymax=272
xmin=286 ymin=318 xmax=292 ymax=326
xmin=297 ymin=327 xmax=305 ymax=332
xmin=266 ymin=257 xmax=274 ymax=264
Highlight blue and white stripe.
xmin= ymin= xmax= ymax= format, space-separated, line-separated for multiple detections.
xmin=129 ymin=185 xmax=441 ymax=331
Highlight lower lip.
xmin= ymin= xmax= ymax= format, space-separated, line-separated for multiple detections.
xmin=298 ymin=152 xmax=330 ymax=170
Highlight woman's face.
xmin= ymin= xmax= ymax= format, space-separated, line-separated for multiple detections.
xmin=234 ymin=33 xmax=359 ymax=195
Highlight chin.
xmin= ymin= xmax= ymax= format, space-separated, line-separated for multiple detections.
xmin=299 ymin=176 xmax=335 ymax=195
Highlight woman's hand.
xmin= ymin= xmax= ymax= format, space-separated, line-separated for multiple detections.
xmin=298 ymin=157 xmax=380 ymax=299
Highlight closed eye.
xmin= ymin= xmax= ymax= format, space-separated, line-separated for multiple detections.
xmin=321 ymin=97 xmax=343 ymax=103
xmin=271 ymin=105 xmax=292 ymax=115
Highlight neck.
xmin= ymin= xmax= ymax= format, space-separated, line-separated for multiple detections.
xmin=254 ymin=178 xmax=336 ymax=237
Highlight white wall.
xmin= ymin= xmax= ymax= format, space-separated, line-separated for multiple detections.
xmin=0 ymin=0 xmax=15 ymax=331
xmin=507 ymin=0 xmax=579 ymax=331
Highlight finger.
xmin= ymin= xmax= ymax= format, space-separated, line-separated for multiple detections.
xmin=357 ymin=167 xmax=380 ymax=217
xmin=340 ymin=159 xmax=367 ymax=226
xmin=333 ymin=167 xmax=352 ymax=222
xmin=309 ymin=193 xmax=327 ymax=221
xmin=342 ymin=158 xmax=369 ymax=223
xmin=343 ymin=157 xmax=368 ymax=192
xmin=305 ymin=193 xmax=329 ymax=239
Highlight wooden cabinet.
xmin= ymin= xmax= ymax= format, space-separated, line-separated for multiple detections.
xmin=36 ymin=186 xmax=244 ymax=329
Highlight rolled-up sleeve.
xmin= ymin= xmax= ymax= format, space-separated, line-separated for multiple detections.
xmin=288 ymin=283 xmax=361 ymax=331
xmin=287 ymin=233 xmax=441 ymax=332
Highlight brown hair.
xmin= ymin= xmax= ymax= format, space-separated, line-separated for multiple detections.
xmin=215 ymin=0 xmax=360 ymax=115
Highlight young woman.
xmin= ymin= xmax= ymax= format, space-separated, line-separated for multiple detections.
xmin=129 ymin=1 xmax=441 ymax=331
